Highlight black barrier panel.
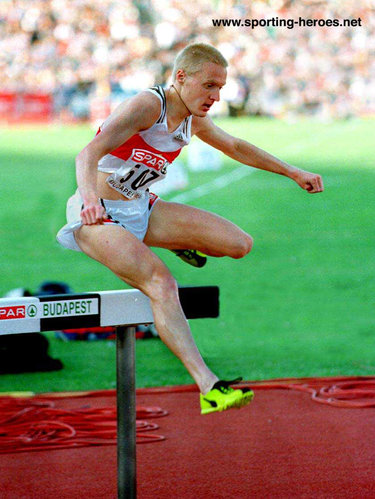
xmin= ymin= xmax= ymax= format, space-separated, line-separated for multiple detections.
xmin=179 ymin=286 xmax=219 ymax=319
xmin=39 ymin=293 xmax=101 ymax=331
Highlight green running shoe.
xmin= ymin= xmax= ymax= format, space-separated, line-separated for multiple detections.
xmin=171 ymin=249 xmax=207 ymax=268
xmin=200 ymin=378 xmax=254 ymax=415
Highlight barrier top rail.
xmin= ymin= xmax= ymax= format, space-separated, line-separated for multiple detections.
xmin=0 ymin=286 xmax=219 ymax=335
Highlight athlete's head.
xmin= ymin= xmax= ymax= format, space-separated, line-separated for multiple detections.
xmin=172 ymin=43 xmax=228 ymax=117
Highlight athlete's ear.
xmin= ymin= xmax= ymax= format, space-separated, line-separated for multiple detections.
xmin=176 ymin=69 xmax=186 ymax=84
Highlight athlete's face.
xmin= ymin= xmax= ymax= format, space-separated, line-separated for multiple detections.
xmin=179 ymin=62 xmax=227 ymax=117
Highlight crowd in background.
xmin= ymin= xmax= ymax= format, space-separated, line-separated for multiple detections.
xmin=1 ymin=0 xmax=374 ymax=120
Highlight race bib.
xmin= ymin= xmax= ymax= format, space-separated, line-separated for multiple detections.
xmin=106 ymin=148 xmax=169 ymax=199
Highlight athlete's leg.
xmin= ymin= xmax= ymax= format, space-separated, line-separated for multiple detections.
xmin=75 ymin=224 xmax=218 ymax=394
xmin=144 ymin=200 xmax=253 ymax=257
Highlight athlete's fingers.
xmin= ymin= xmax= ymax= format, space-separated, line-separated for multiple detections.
xmin=81 ymin=205 xmax=101 ymax=224
xmin=86 ymin=209 xmax=95 ymax=225
xmin=306 ymin=174 xmax=323 ymax=193
xmin=80 ymin=208 xmax=89 ymax=224
xmin=315 ymin=175 xmax=323 ymax=192
xmin=91 ymin=208 xmax=99 ymax=224
xmin=95 ymin=205 xmax=106 ymax=224
xmin=305 ymin=180 xmax=315 ymax=192
xmin=88 ymin=207 xmax=96 ymax=224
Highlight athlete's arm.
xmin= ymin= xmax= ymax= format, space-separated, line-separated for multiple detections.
xmin=194 ymin=116 xmax=324 ymax=194
xmin=76 ymin=92 xmax=161 ymax=224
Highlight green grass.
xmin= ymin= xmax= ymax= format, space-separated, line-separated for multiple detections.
xmin=0 ymin=118 xmax=374 ymax=393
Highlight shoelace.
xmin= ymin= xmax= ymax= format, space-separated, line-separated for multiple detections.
xmin=219 ymin=386 xmax=233 ymax=394
xmin=213 ymin=377 xmax=243 ymax=393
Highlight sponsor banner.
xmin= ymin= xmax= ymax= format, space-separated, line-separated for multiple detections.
xmin=0 ymin=92 xmax=16 ymax=117
xmin=0 ymin=297 xmax=40 ymax=334
xmin=0 ymin=92 xmax=53 ymax=123
xmin=0 ymin=294 xmax=102 ymax=334
xmin=39 ymin=294 xmax=101 ymax=331
xmin=0 ymin=305 xmax=27 ymax=320
xmin=0 ymin=303 xmax=40 ymax=321
xmin=21 ymin=94 xmax=53 ymax=122
xmin=41 ymin=298 xmax=98 ymax=318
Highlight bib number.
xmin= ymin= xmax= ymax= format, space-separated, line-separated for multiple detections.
xmin=121 ymin=164 xmax=159 ymax=189
xmin=106 ymin=163 xmax=164 ymax=199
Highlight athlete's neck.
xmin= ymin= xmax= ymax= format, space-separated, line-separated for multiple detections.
xmin=168 ymin=84 xmax=192 ymax=119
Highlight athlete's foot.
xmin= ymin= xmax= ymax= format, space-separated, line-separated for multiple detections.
xmin=171 ymin=249 xmax=207 ymax=268
xmin=200 ymin=377 xmax=254 ymax=415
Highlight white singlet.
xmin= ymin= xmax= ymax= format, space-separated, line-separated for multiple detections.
xmin=98 ymin=85 xmax=193 ymax=200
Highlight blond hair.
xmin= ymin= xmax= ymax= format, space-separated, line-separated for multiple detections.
xmin=172 ymin=43 xmax=228 ymax=80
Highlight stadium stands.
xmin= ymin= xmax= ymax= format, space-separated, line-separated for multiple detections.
xmin=0 ymin=0 xmax=373 ymax=121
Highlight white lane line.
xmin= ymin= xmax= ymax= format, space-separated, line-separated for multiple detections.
xmin=169 ymin=139 xmax=313 ymax=204
xmin=169 ymin=166 xmax=254 ymax=203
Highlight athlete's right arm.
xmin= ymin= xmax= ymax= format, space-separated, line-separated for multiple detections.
xmin=76 ymin=92 xmax=160 ymax=225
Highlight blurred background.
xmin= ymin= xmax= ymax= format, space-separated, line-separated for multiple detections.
xmin=1 ymin=0 xmax=374 ymax=123
xmin=0 ymin=0 xmax=374 ymax=391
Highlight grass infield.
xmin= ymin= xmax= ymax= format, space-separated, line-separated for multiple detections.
xmin=0 ymin=117 xmax=374 ymax=392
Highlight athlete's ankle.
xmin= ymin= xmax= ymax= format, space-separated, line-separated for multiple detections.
xmin=200 ymin=376 xmax=219 ymax=396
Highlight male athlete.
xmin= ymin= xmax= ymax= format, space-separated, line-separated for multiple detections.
xmin=57 ymin=43 xmax=323 ymax=414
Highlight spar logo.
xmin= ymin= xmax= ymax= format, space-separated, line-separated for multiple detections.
xmin=0 ymin=306 xmax=26 ymax=320
xmin=0 ymin=304 xmax=38 ymax=320
xmin=131 ymin=148 xmax=169 ymax=172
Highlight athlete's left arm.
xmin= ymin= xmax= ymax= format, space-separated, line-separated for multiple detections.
xmin=195 ymin=116 xmax=324 ymax=193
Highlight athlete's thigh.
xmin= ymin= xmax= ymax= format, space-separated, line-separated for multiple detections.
xmin=144 ymin=200 xmax=251 ymax=256
xmin=75 ymin=224 xmax=170 ymax=290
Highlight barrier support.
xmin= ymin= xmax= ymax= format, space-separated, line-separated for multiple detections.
xmin=116 ymin=325 xmax=136 ymax=499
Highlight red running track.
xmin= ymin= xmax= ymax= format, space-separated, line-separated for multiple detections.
xmin=1 ymin=377 xmax=375 ymax=499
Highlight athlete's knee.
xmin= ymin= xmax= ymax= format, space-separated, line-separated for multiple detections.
xmin=231 ymin=233 xmax=253 ymax=259
xmin=145 ymin=267 xmax=179 ymax=302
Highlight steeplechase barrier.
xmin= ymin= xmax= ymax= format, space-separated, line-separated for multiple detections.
xmin=0 ymin=286 xmax=219 ymax=498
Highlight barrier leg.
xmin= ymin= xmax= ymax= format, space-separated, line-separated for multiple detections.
xmin=116 ymin=325 xmax=137 ymax=499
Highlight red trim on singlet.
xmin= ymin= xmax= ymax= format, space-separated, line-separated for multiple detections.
xmin=148 ymin=192 xmax=159 ymax=209
xmin=96 ymin=128 xmax=182 ymax=164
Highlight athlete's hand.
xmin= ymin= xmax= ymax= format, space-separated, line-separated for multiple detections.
xmin=293 ymin=170 xmax=324 ymax=194
xmin=80 ymin=202 xmax=107 ymax=225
